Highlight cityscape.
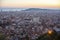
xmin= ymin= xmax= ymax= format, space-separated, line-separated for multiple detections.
xmin=0 ymin=8 xmax=60 ymax=40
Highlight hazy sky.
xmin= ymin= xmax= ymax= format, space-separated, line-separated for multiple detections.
xmin=0 ymin=0 xmax=60 ymax=8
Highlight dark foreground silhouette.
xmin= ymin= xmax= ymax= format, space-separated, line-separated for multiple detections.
xmin=0 ymin=30 xmax=60 ymax=40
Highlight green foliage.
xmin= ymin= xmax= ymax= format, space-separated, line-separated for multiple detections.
xmin=0 ymin=33 xmax=6 ymax=40
xmin=36 ymin=30 xmax=60 ymax=40
xmin=25 ymin=35 xmax=29 ymax=40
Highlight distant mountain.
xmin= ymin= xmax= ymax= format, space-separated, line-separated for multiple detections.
xmin=22 ymin=8 xmax=48 ymax=11
xmin=22 ymin=8 xmax=60 ymax=11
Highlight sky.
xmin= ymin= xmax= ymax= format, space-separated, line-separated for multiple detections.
xmin=0 ymin=0 xmax=60 ymax=8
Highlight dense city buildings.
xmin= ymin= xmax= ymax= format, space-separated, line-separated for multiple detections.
xmin=0 ymin=8 xmax=60 ymax=40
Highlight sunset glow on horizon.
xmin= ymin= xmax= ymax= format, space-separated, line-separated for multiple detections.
xmin=0 ymin=0 xmax=60 ymax=8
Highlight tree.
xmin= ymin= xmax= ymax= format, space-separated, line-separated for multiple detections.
xmin=36 ymin=30 xmax=60 ymax=40
xmin=25 ymin=35 xmax=29 ymax=40
xmin=0 ymin=33 xmax=6 ymax=40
